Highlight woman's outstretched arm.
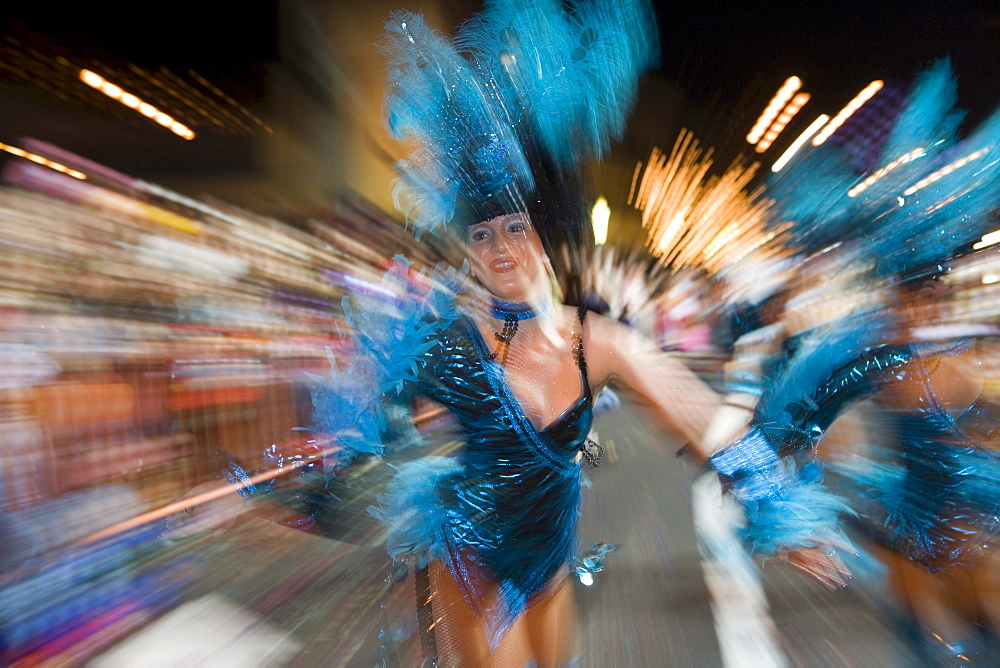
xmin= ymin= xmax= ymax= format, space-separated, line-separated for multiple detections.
xmin=581 ymin=313 xmax=733 ymax=459
xmin=581 ymin=313 xmax=853 ymax=590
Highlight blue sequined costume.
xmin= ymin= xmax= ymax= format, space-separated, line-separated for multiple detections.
xmin=828 ymin=337 xmax=1000 ymax=568
xmin=749 ymin=314 xmax=1000 ymax=568
xmin=368 ymin=309 xmax=592 ymax=645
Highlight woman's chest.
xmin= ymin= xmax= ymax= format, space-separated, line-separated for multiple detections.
xmin=501 ymin=345 xmax=587 ymax=430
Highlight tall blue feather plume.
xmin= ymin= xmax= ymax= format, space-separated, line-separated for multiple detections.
xmin=381 ymin=2 xmax=657 ymax=239
xmin=848 ymin=60 xmax=998 ymax=276
xmin=879 ymin=59 xmax=962 ymax=168
xmin=457 ymin=0 xmax=658 ymax=166
xmin=765 ymin=144 xmax=859 ymax=252
xmin=772 ymin=60 xmax=999 ymax=277
xmin=382 ymin=11 xmax=534 ymax=238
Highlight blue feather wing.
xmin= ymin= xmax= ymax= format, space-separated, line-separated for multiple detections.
xmin=309 ymin=259 xmax=464 ymax=467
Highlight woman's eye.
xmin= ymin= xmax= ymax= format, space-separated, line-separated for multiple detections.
xmin=507 ymin=223 xmax=525 ymax=234
xmin=471 ymin=230 xmax=489 ymax=241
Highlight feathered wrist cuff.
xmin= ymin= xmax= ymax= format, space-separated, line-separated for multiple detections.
xmin=709 ymin=428 xmax=793 ymax=502
xmin=709 ymin=428 xmax=853 ymax=556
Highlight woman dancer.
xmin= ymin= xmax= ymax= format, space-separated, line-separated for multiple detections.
xmin=349 ymin=209 xmax=849 ymax=666
xmin=826 ymin=277 xmax=1000 ymax=663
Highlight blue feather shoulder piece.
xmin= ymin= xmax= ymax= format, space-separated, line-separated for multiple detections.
xmin=755 ymin=309 xmax=901 ymax=452
xmin=308 ymin=257 xmax=467 ymax=467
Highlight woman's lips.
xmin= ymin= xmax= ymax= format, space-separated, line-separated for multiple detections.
xmin=490 ymin=257 xmax=517 ymax=273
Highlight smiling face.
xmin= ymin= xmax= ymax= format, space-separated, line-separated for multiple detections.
xmin=467 ymin=213 xmax=549 ymax=302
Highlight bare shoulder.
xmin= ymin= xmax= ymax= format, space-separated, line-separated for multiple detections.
xmin=977 ymin=336 xmax=1000 ymax=375
xmin=577 ymin=309 xmax=658 ymax=388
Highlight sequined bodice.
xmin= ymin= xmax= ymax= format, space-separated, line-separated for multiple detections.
xmin=852 ymin=339 xmax=1000 ymax=565
xmin=422 ymin=316 xmax=593 ymax=468
xmin=417 ymin=315 xmax=592 ymax=634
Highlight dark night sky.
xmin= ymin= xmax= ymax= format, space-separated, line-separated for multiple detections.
xmin=1 ymin=4 xmax=279 ymax=94
xmin=654 ymin=0 xmax=997 ymax=126
xmin=1 ymin=1 xmax=996 ymax=180
xmin=5 ymin=1 xmax=995 ymax=115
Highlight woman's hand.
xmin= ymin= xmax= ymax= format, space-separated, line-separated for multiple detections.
xmin=777 ymin=546 xmax=852 ymax=590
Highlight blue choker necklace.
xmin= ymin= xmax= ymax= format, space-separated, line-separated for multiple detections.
xmin=488 ymin=297 xmax=545 ymax=321
xmin=485 ymin=297 xmax=548 ymax=365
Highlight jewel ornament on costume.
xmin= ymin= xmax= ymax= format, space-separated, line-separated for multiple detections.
xmin=485 ymin=296 xmax=550 ymax=365
xmin=580 ymin=437 xmax=604 ymax=467
xmin=574 ymin=541 xmax=617 ymax=585
xmin=488 ymin=314 xmax=520 ymax=366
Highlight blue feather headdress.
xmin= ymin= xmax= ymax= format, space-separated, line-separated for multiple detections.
xmin=382 ymin=11 xmax=534 ymax=239
xmin=857 ymin=60 xmax=998 ymax=278
xmin=381 ymin=0 xmax=658 ymax=246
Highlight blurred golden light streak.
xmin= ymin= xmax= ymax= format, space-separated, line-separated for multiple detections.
xmin=101 ymin=81 xmax=123 ymax=98
xmin=627 ymin=161 xmax=643 ymax=205
xmin=771 ymin=114 xmax=829 ymax=173
xmin=634 ymin=130 xmax=779 ymax=273
xmin=129 ymin=64 xmax=230 ymax=132
xmin=0 ymin=141 xmax=87 ymax=179
xmin=711 ymin=226 xmax=790 ymax=272
xmin=592 ymin=196 xmax=610 ymax=245
xmin=812 ymin=80 xmax=884 ymax=146
xmin=972 ymin=229 xmax=1000 ymax=250
xmin=902 ymin=148 xmax=989 ymax=196
xmin=80 ymin=69 xmax=103 ymax=87
xmin=78 ymin=69 xmax=195 ymax=140
xmin=848 ymin=147 xmax=925 ymax=197
xmin=723 ymin=228 xmax=788 ymax=267
xmin=755 ymin=92 xmax=811 ymax=152
xmin=747 ymin=76 xmax=802 ymax=145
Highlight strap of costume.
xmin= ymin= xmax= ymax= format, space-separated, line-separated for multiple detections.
xmin=574 ymin=306 xmax=604 ymax=467
xmin=575 ymin=306 xmax=590 ymax=387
